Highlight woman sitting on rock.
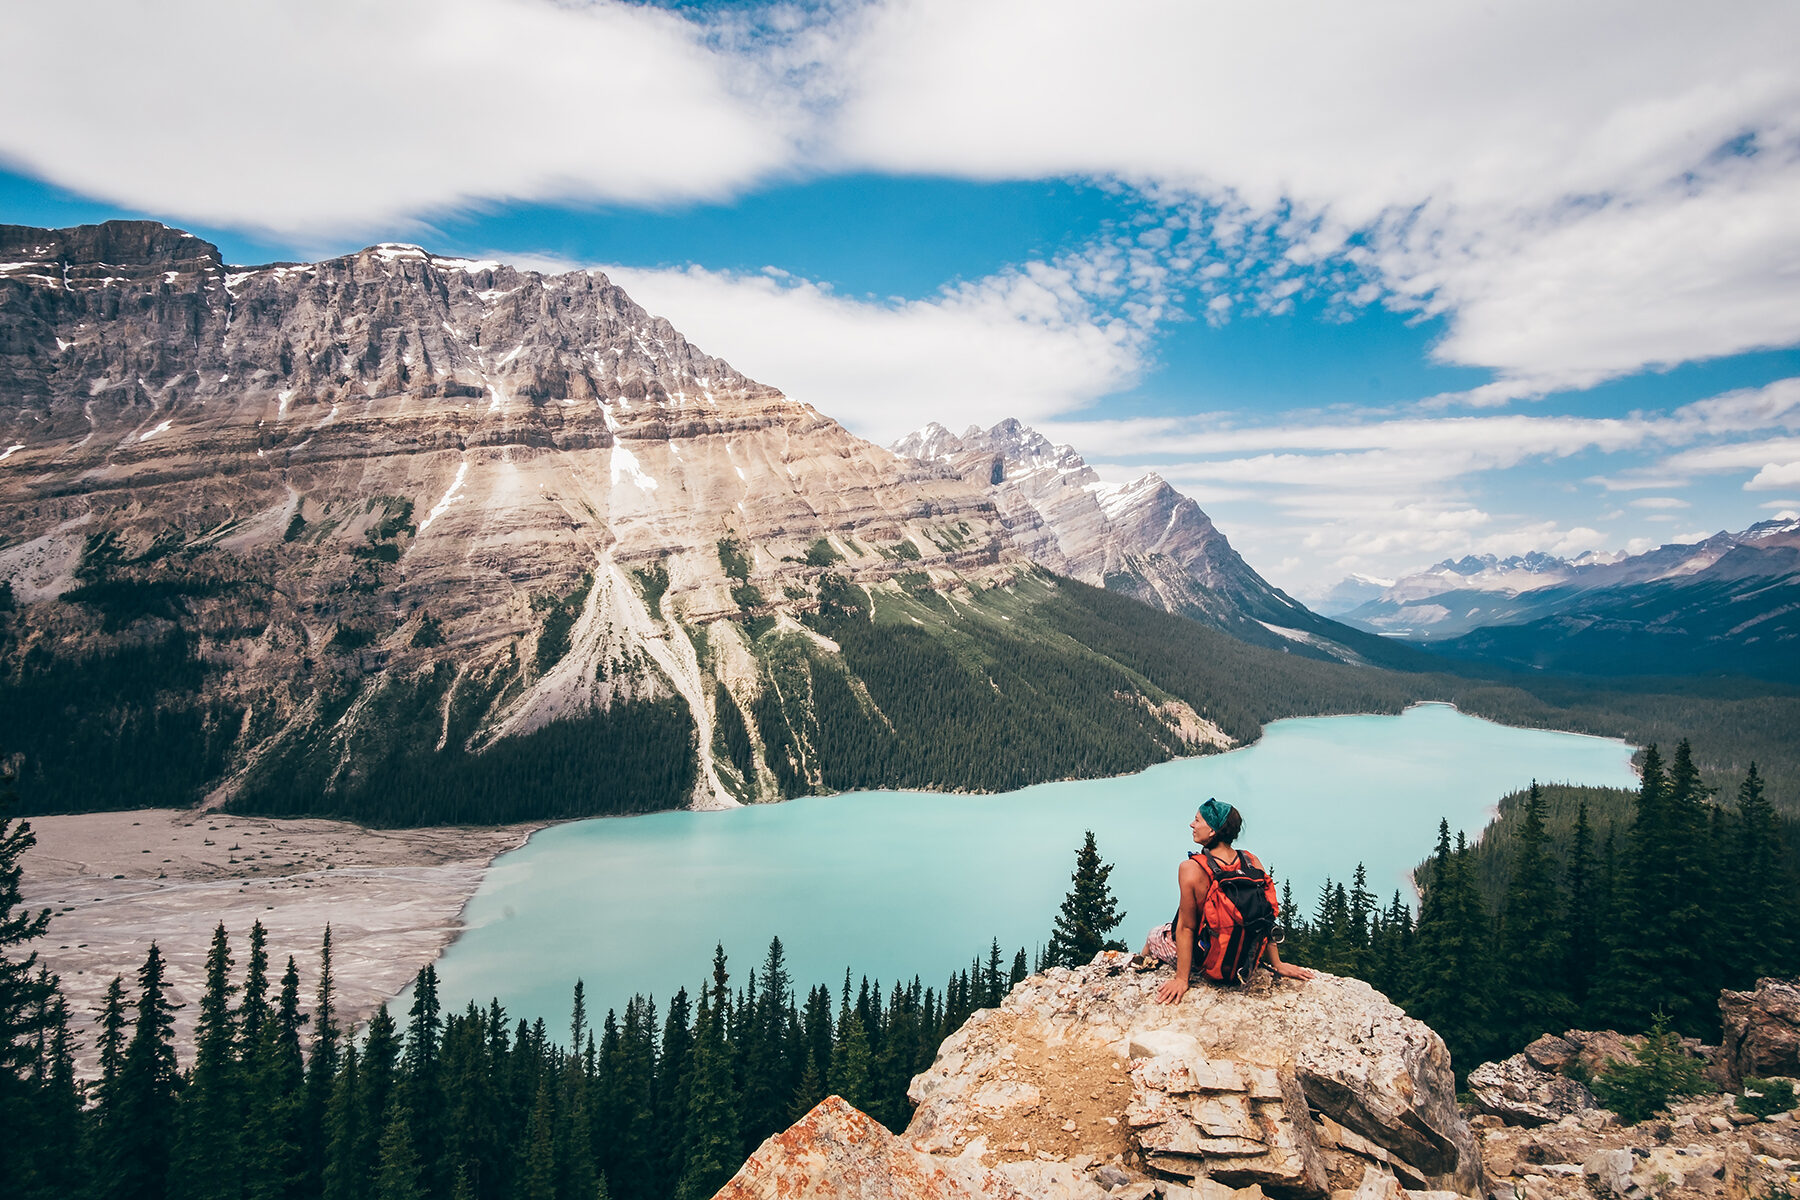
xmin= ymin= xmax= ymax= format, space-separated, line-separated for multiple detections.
xmin=1141 ymin=797 xmax=1313 ymax=1003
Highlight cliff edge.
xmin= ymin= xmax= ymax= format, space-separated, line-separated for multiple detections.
xmin=717 ymin=951 xmax=1481 ymax=1199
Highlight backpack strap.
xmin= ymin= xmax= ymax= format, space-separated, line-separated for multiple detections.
xmin=1194 ymin=849 xmax=1243 ymax=875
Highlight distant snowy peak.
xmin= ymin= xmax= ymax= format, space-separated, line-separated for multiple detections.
xmin=890 ymin=421 xmax=963 ymax=463
xmin=889 ymin=418 xmax=1391 ymax=664
xmin=893 ymin=419 xmax=1084 ymax=476
xmin=1312 ymin=573 xmax=1396 ymax=617
xmin=1330 ymin=515 xmax=1800 ymax=643
xmin=1740 ymin=514 xmax=1800 ymax=542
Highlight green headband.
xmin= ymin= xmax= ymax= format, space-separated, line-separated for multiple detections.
xmin=1199 ymin=798 xmax=1234 ymax=833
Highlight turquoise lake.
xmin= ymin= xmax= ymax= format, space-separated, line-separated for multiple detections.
xmin=421 ymin=704 xmax=1637 ymax=1032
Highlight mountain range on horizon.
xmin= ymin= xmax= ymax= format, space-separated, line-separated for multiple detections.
xmin=1324 ymin=519 xmax=1800 ymax=679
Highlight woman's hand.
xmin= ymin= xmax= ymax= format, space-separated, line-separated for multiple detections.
xmin=1273 ymin=961 xmax=1314 ymax=981
xmin=1155 ymin=975 xmax=1189 ymax=1004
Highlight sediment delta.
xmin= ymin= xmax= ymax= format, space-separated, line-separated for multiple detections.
xmin=19 ymin=808 xmax=539 ymax=1077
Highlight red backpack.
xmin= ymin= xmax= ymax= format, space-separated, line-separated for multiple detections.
xmin=1177 ymin=849 xmax=1280 ymax=984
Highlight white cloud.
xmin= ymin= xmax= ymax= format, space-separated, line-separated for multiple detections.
xmin=1747 ymin=462 xmax=1800 ymax=490
xmin=1662 ymin=436 xmax=1800 ymax=474
xmin=828 ymin=1 xmax=1799 ymax=221
xmin=1384 ymin=155 xmax=1800 ymax=392
xmin=605 ymin=253 xmax=1150 ymax=444
xmin=1 ymin=0 xmax=797 ymax=234
xmin=827 ymin=0 xmax=1800 ymax=390
xmin=1629 ymin=497 xmax=1691 ymax=509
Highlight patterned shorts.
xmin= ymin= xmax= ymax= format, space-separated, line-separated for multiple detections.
xmin=1145 ymin=922 xmax=1179 ymax=964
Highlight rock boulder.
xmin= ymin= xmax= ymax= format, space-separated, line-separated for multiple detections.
xmin=904 ymin=952 xmax=1481 ymax=1197
xmin=1720 ymin=978 xmax=1800 ymax=1087
xmin=1466 ymin=1054 xmax=1596 ymax=1126
xmin=713 ymin=1095 xmax=1024 ymax=1200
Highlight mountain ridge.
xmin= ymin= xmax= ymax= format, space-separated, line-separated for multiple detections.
xmin=0 ymin=220 xmax=1432 ymax=823
xmin=1330 ymin=518 xmax=1800 ymax=678
xmin=890 ymin=418 xmax=1418 ymax=667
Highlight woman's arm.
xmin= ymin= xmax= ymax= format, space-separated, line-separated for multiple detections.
xmin=1156 ymin=859 xmax=1205 ymax=1004
xmin=1265 ymin=938 xmax=1314 ymax=981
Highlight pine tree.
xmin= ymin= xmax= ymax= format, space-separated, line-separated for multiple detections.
xmin=1009 ymin=948 xmax=1028 ymax=988
xmin=95 ymin=973 xmax=128 ymax=1115
xmin=1591 ymin=747 xmax=1659 ymax=1029
xmin=1730 ymin=763 xmax=1798 ymax=981
xmin=29 ymin=984 xmax=86 ymax=1200
xmin=519 ymin=1077 xmax=556 ymax=1200
xmin=321 ymin=1043 xmax=362 ymax=1200
xmin=1656 ymin=740 xmax=1718 ymax=1034
xmin=107 ymin=942 xmax=182 ymax=1200
xmin=1045 ymin=831 xmax=1126 ymax=967
xmin=1347 ymin=863 xmax=1375 ymax=971
xmin=1565 ymin=801 xmax=1600 ymax=1010
xmin=608 ymin=994 xmax=658 ymax=1199
xmin=1409 ymin=824 xmax=1495 ymax=1076
xmin=0 ymin=792 xmax=55 ymax=1195
xmin=674 ymin=986 xmax=740 ymax=1200
xmin=375 ymin=1102 xmax=426 ymax=1200
xmin=826 ymin=981 xmax=872 ymax=1113
xmin=241 ymin=920 xmax=271 ymax=1047
xmin=303 ymin=926 xmax=342 ymax=1200
xmin=739 ymin=937 xmax=791 ymax=1150
xmin=171 ymin=924 xmax=240 ymax=1200
xmin=1495 ymin=782 xmax=1575 ymax=1050
xmin=354 ymin=1007 xmax=403 ymax=1198
xmin=654 ymin=987 xmax=694 ymax=1189
xmin=983 ymin=939 xmax=1006 ymax=1006
xmin=242 ymin=956 xmax=308 ymax=1200
xmin=400 ymin=963 xmax=446 ymax=1197
xmin=555 ymin=1044 xmax=601 ymax=1200
xmin=788 ymin=1046 xmax=825 ymax=1122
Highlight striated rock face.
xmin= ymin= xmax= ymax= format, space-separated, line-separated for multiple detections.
xmin=1721 ymin=978 xmax=1800 ymax=1087
xmin=892 ymin=420 xmax=1390 ymax=663
xmin=4 ymin=222 xmax=1246 ymax=816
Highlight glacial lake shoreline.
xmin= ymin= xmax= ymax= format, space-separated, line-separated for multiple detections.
xmin=417 ymin=702 xmax=1639 ymax=1037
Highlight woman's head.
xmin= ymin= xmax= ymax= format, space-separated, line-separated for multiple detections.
xmin=1190 ymin=797 xmax=1242 ymax=848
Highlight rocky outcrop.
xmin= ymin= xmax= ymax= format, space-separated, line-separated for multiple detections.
xmin=721 ymin=952 xmax=1482 ymax=1199
xmin=1466 ymin=1030 xmax=1735 ymax=1128
xmin=716 ymin=1096 xmax=1026 ymax=1199
xmin=714 ymin=961 xmax=1800 ymax=1200
xmin=902 ymin=954 xmax=1479 ymax=1196
xmin=1720 ymin=979 xmax=1800 ymax=1087
xmin=1467 ymin=1046 xmax=1596 ymax=1127
xmin=1472 ymin=1092 xmax=1800 ymax=1200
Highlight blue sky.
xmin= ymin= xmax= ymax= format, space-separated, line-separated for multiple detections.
xmin=5 ymin=0 xmax=1800 ymax=597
